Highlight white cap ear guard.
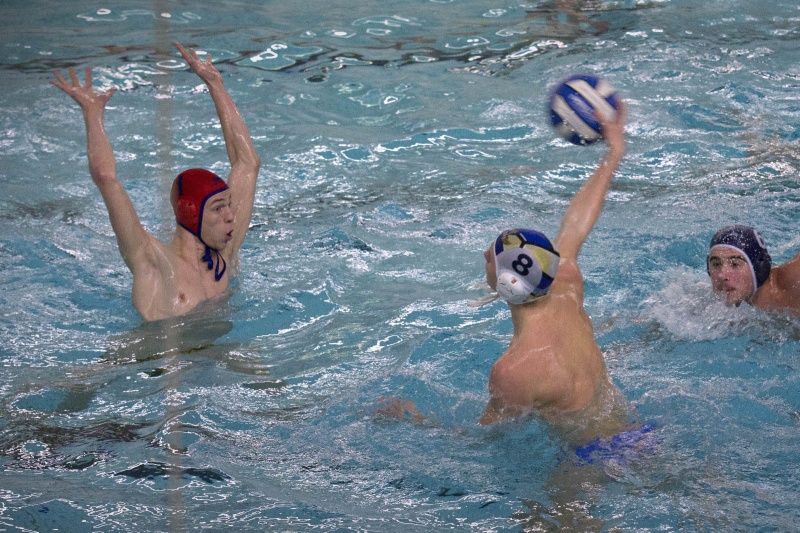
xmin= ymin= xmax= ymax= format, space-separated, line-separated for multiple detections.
xmin=495 ymin=270 xmax=535 ymax=305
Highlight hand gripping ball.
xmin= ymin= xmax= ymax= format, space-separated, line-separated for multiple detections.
xmin=548 ymin=74 xmax=620 ymax=145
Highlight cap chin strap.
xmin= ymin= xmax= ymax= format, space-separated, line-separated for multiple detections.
xmin=201 ymin=245 xmax=227 ymax=282
xmin=467 ymin=284 xmax=500 ymax=307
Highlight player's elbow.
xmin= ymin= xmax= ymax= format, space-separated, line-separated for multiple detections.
xmin=235 ymin=152 xmax=261 ymax=175
xmin=251 ymin=153 xmax=262 ymax=171
xmin=90 ymin=168 xmax=118 ymax=188
xmin=235 ymin=139 xmax=261 ymax=169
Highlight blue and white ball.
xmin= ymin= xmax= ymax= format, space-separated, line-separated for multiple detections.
xmin=548 ymin=74 xmax=620 ymax=145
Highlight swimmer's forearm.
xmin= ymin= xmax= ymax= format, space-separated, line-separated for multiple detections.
xmin=50 ymin=67 xmax=118 ymax=186
xmin=204 ymin=79 xmax=260 ymax=253
xmin=555 ymin=142 xmax=623 ymax=258
xmin=599 ymin=144 xmax=624 ymax=173
xmin=204 ymin=79 xmax=260 ymax=171
xmin=82 ymin=107 xmax=117 ymax=187
xmin=80 ymin=107 xmax=147 ymax=260
xmin=555 ymin=102 xmax=626 ymax=257
xmin=83 ymin=107 xmax=145 ymax=241
xmin=172 ymin=41 xmax=260 ymax=171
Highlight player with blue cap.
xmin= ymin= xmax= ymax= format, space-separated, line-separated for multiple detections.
xmin=470 ymin=99 xmax=641 ymax=446
xmin=493 ymin=228 xmax=560 ymax=304
xmin=469 ymin=229 xmax=560 ymax=307
xmin=707 ymin=225 xmax=800 ymax=315
xmin=379 ymin=98 xmax=649 ymax=448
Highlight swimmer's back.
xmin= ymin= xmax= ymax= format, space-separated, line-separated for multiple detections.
xmin=481 ymin=260 xmax=630 ymax=437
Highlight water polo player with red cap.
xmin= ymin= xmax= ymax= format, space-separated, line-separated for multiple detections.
xmin=52 ymin=42 xmax=260 ymax=321
xmin=171 ymin=168 xmax=232 ymax=282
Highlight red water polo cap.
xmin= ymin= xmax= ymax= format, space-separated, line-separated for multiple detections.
xmin=170 ymin=168 xmax=229 ymax=240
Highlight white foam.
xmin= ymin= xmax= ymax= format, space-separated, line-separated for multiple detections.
xmin=643 ymin=266 xmax=800 ymax=342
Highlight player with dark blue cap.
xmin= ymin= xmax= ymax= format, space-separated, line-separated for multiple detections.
xmin=707 ymin=225 xmax=800 ymax=315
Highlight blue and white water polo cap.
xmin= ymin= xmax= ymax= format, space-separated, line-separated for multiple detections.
xmin=493 ymin=228 xmax=560 ymax=305
xmin=708 ymin=225 xmax=772 ymax=289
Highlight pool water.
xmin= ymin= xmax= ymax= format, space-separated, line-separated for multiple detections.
xmin=1 ymin=0 xmax=799 ymax=531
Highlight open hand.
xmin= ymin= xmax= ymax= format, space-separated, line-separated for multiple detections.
xmin=51 ymin=67 xmax=115 ymax=110
xmin=173 ymin=42 xmax=223 ymax=85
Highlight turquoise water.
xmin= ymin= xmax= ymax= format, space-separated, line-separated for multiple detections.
xmin=2 ymin=0 xmax=799 ymax=530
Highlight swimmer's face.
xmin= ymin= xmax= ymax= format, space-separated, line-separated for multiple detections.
xmin=707 ymin=248 xmax=755 ymax=306
xmin=484 ymin=245 xmax=497 ymax=290
xmin=200 ymin=190 xmax=235 ymax=250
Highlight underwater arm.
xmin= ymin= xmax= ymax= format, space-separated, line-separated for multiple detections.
xmin=51 ymin=67 xmax=151 ymax=269
xmin=554 ymin=100 xmax=626 ymax=261
xmin=174 ymin=42 xmax=261 ymax=254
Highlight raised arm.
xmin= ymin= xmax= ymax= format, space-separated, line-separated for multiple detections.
xmin=174 ymin=42 xmax=261 ymax=255
xmin=51 ymin=67 xmax=150 ymax=269
xmin=554 ymin=101 xmax=626 ymax=261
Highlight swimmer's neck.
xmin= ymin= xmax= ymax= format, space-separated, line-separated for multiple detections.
xmin=508 ymin=295 xmax=549 ymax=334
xmin=171 ymin=227 xmax=216 ymax=263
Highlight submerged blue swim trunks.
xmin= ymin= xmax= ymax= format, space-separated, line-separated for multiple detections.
xmin=573 ymin=422 xmax=658 ymax=465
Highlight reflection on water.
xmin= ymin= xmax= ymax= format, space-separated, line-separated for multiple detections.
xmin=102 ymin=315 xmax=234 ymax=364
xmin=115 ymin=461 xmax=231 ymax=485
xmin=5 ymin=0 xmax=632 ymax=78
xmin=0 ymin=301 xmax=273 ymax=479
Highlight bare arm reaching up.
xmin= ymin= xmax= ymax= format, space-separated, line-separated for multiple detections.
xmin=50 ymin=67 xmax=153 ymax=270
xmin=174 ymin=42 xmax=261 ymax=258
xmin=554 ymin=102 xmax=626 ymax=262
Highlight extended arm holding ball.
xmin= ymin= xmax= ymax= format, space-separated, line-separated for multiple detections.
xmin=554 ymin=101 xmax=626 ymax=261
